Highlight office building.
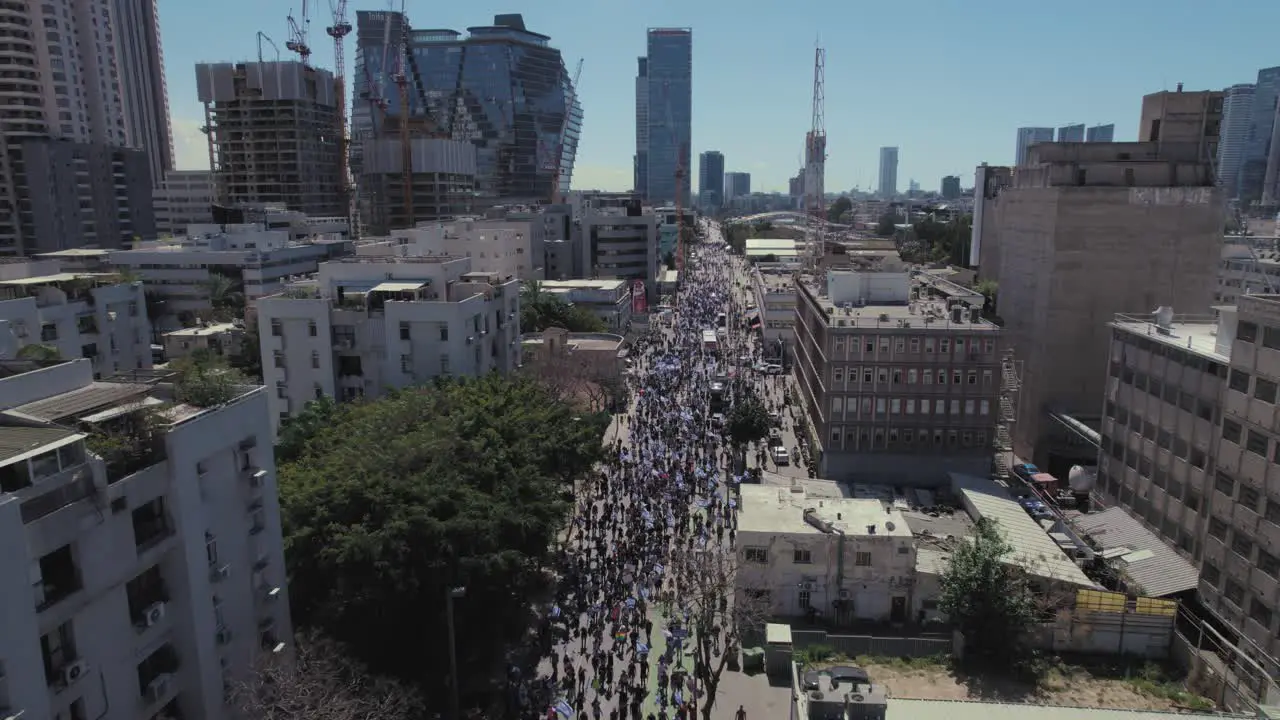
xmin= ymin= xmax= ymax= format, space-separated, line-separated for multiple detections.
xmin=940 ymin=175 xmax=961 ymax=200
xmin=1218 ymin=84 xmax=1256 ymax=200
xmin=0 ymin=261 xmax=152 ymax=376
xmin=1241 ymin=67 xmax=1280 ymax=206
xmin=0 ymin=357 xmax=291 ymax=720
xmin=153 ymin=170 xmax=215 ymax=236
xmin=113 ymin=0 xmax=174 ymax=187
xmin=878 ymin=147 xmax=899 ymax=198
xmin=196 ymin=61 xmax=345 ymax=217
xmin=1086 ymin=124 xmax=1116 ymax=143
xmin=634 ymin=58 xmax=649 ymax=197
xmin=357 ymin=137 xmax=479 ymax=235
xmin=989 ymin=142 xmax=1222 ymax=466
xmin=1058 ymin=124 xmax=1086 ymax=142
xmin=256 ymin=257 xmax=519 ymax=433
xmin=1014 ymin=127 xmax=1054 ymax=166
xmin=536 ymin=280 xmax=633 ymax=332
xmin=725 ymin=172 xmax=752 ymax=202
xmin=642 ymin=28 xmax=693 ymax=206
xmin=1096 ymin=299 xmax=1280 ymax=656
xmin=699 ymin=151 xmax=725 ymax=210
xmin=971 ymin=164 xmax=1012 ymax=278
xmin=750 ymin=266 xmax=797 ymax=363
xmin=355 ymin=214 xmax=546 ymax=281
xmin=353 ymin=12 xmax=581 ymax=210
xmin=792 ymin=260 xmax=1002 ymax=483
xmin=1139 ymin=86 xmax=1223 ymax=165
xmin=580 ymin=209 xmax=659 ymax=301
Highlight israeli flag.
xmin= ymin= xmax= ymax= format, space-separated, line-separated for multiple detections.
xmin=554 ymin=700 xmax=575 ymax=719
xmin=637 ymin=641 xmax=649 ymax=654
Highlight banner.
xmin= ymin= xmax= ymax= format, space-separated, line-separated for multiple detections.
xmin=631 ymin=280 xmax=648 ymax=314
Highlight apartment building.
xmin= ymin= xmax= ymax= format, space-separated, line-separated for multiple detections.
xmin=581 ymin=211 xmax=659 ymax=302
xmin=537 ymin=280 xmax=633 ymax=332
xmin=0 ymin=261 xmax=152 ymax=376
xmin=153 ymin=170 xmax=216 ymax=235
xmin=255 ymin=257 xmax=519 ymax=434
xmin=793 ymin=261 xmax=1002 ymax=484
xmin=108 ymin=225 xmax=353 ymax=329
xmin=1216 ymin=235 xmax=1280 ymax=304
xmin=750 ymin=267 xmax=796 ymax=363
xmin=163 ymin=322 xmax=245 ymax=363
xmin=0 ymin=358 xmax=290 ymax=720
xmin=1138 ymin=87 xmax=1223 ymax=165
xmin=735 ymin=483 xmax=916 ymax=622
xmin=357 ymin=216 xmax=546 ymax=281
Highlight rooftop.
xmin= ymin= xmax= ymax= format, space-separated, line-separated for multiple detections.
xmin=537 ymin=279 xmax=628 ymax=291
xmin=0 ymin=425 xmax=83 ymax=465
xmin=34 ymin=248 xmax=112 ymax=258
xmin=14 ymin=382 xmax=151 ymax=422
xmin=1067 ymin=507 xmax=1200 ymax=598
xmin=737 ymin=484 xmax=912 ymax=538
xmin=1110 ymin=312 xmax=1227 ymax=362
xmin=164 ymin=322 xmax=241 ymax=338
xmin=885 ymin=698 xmax=1225 ymax=720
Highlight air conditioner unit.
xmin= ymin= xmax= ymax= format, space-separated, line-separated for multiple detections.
xmin=216 ymin=626 xmax=233 ymax=645
xmin=61 ymin=659 xmax=88 ymax=685
xmin=249 ymin=469 xmax=267 ymax=488
xmin=838 ymin=589 xmax=851 ymax=599
xmin=147 ymin=673 xmax=172 ymax=702
xmin=265 ymin=586 xmax=282 ymax=602
xmin=144 ymin=601 xmax=166 ymax=627
xmin=210 ymin=564 xmax=230 ymax=582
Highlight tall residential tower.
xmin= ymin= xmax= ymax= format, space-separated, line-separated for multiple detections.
xmin=1086 ymin=124 xmax=1115 ymax=142
xmin=641 ymin=28 xmax=692 ymax=206
xmin=1014 ymin=127 xmax=1054 ymax=166
xmin=1219 ymin=84 xmax=1256 ymax=199
xmin=635 ymin=58 xmax=649 ymax=196
xmin=699 ymin=151 xmax=724 ymax=210
xmin=113 ymin=0 xmax=174 ymax=187
xmin=878 ymin=147 xmax=899 ymax=198
xmin=1057 ymin=124 xmax=1086 ymax=142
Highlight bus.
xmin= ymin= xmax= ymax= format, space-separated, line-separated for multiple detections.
xmin=702 ymin=329 xmax=719 ymax=354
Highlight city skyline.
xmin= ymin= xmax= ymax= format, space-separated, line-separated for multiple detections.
xmin=157 ymin=0 xmax=1280 ymax=193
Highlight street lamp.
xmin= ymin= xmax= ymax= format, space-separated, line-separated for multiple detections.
xmin=446 ymin=586 xmax=466 ymax=720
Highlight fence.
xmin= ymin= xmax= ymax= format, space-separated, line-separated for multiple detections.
xmin=790 ymin=628 xmax=953 ymax=659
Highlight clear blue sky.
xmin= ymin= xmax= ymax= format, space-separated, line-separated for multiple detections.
xmin=158 ymin=0 xmax=1280 ymax=193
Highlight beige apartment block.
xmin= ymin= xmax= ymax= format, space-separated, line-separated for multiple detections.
xmin=793 ymin=260 xmax=1001 ymax=485
xmin=1138 ymin=87 xmax=1224 ymax=164
xmin=991 ymin=141 xmax=1223 ymax=465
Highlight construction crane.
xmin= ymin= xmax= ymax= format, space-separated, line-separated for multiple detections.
xmin=327 ymin=0 xmax=352 ymax=200
xmin=548 ymin=58 xmax=583 ymax=204
xmin=285 ymin=2 xmax=312 ymax=64
xmin=388 ymin=0 xmax=414 ymax=225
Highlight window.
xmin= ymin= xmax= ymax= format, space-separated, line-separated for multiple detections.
xmin=798 ymin=589 xmax=812 ymax=609
xmin=205 ymin=532 xmax=218 ymax=567
xmin=1247 ymin=430 xmax=1270 ymax=457
xmin=967 ymin=371 xmax=977 ymax=385
xmin=270 ymin=319 xmax=282 ymax=337
xmin=311 ymin=351 xmax=320 ymax=369
xmin=907 ymin=369 xmax=918 ymax=384
xmin=1208 ymin=516 xmax=1228 ymax=540
xmin=744 ymin=547 xmax=767 ymax=563
xmin=906 ymin=399 xmax=915 ymax=414
xmin=1202 ymin=564 xmax=1220 ymax=586
xmin=1232 ymin=534 xmax=1254 ymax=560
xmin=439 ymin=325 xmax=449 ymax=341
xmin=793 ymin=548 xmax=812 ymax=564
xmin=273 ymin=350 xmax=285 ymax=368
xmin=1224 ymin=579 xmax=1245 ymax=607
xmin=401 ymin=355 xmax=412 ymax=373
xmin=1223 ymin=418 xmax=1243 ymax=444
xmin=1240 ymin=485 xmax=1260 ymax=512
xmin=275 ymin=382 xmax=286 ymax=399
xmin=307 ymin=320 xmax=317 ymax=337
xmin=1215 ymin=471 xmax=1235 ymax=497
xmin=1264 ymin=326 xmax=1280 ymax=350
xmin=940 ymin=339 xmax=950 ymax=353
xmin=399 ymin=322 xmax=411 ymax=341
xmin=1257 ymin=379 xmax=1279 ymax=404
xmin=854 ymin=551 xmax=872 ymax=566
xmin=40 ymin=621 xmax=77 ymax=687
xmin=1261 ymin=550 xmax=1280 ymax=578
xmin=1250 ymin=598 xmax=1273 ymax=628
xmin=1230 ymin=369 xmax=1252 ymax=393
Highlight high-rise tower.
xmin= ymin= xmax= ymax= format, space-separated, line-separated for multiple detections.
xmin=635 ymin=57 xmax=649 ymax=197
xmin=1219 ymin=84 xmax=1256 ymax=199
xmin=643 ymin=28 xmax=692 ymax=207
xmin=1015 ymin=127 xmax=1054 ymax=166
xmin=699 ymin=151 xmax=724 ymax=210
xmin=878 ymin=147 xmax=899 ymax=198
xmin=113 ymin=0 xmax=174 ymax=187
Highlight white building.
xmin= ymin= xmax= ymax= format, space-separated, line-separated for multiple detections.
xmin=537 ymin=280 xmax=633 ymax=332
xmin=0 ymin=261 xmax=152 ymax=376
xmin=163 ymin=322 xmax=245 ymax=363
xmin=357 ymin=216 xmax=546 ymax=281
xmin=1215 ymin=236 xmax=1280 ymax=304
xmin=256 ymin=256 xmax=520 ymax=434
xmin=153 ymin=170 xmax=216 ymax=235
xmin=581 ymin=212 xmax=659 ymax=302
xmin=749 ymin=267 xmax=796 ymax=360
xmin=109 ymin=225 xmax=353 ymax=328
xmin=0 ymin=358 xmax=291 ymax=720
xmin=735 ymin=483 xmax=916 ymax=622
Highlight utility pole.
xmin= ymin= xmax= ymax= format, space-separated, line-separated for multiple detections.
xmin=446 ymin=586 xmax=466 ymax=720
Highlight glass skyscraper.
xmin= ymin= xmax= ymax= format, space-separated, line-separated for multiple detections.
xmin=642 ymin=28 xmax=692 ymax=207
xmin=353 ymin=12 xmax=582 ymax=202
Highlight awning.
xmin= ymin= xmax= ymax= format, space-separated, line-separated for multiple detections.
xmin=745 ymin=308 xmax=761 ymax=320
xmin=370 ymin=281 xmax=424 ymax=293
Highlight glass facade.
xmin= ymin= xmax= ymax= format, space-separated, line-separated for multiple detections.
xmin=353 ymin=12 xmax=581 ymax=203
xmin=644 ymin=29 xmax=692 ymax=207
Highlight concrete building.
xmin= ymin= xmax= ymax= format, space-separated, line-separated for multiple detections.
xmin=357 ymin=137 xmax=479 ymax=236
xmin=537 ymin=280 xmax=633 ymax=332
xmin=0 ymin=262 xmax=152 ymax=376
xmin=153 ymin=170 xmax=216 ymax=236
xmin=940 ymin=175 xmax=961 ymax=200
xmin=163 ymin=322 xmax=245 ymax=363
xmin=991 ymin=141 xmax=1222 ymax=467
xmin=699 ymin=151 xmax=725 ymax=210
xmin=1058 ymin=124 xmax=1086 ymax=142
xmin=196 ymin=61 xmax=345 ymax=217
xmin=581 ymin=211 xmax=659 ymax=302
xmin=634 ymin=57 xmax=648 ymax=198
xmin=971 ymin=164 xmax=1012 ymax=279
xmin=357 ymin=215 xmax=546 ymax=282
xmin=113 ymin=0 xmax=173 ymax=187
xmin=642 ymin=28 xmax=693 ymax=206
xmin=1014 ymin=127 xmax=1054 ymax=166
xmin=1139 ymin=87 xmax=1223 ymax=165
xmin=735 ymin=483 xmax=916 ymax=622
xmin=750 ymin=267 xmax=797 ymax=363
xmin=725 ymin=172 xmax=751 ymax=202
xmin=520 ymin=328 xmax=626 ymax=406
xmin=1215 ymin=235 xmax=1280 ymax=303
xmin=109 ymin=224 xmax=354 ymax=330
xmin=878 ymin=147 xmax=899 ymax=198
xmin=1218 ymin=84 xmax=1255 ymax=200
xmin=792 ymin=262 xmax=1002 ymax=484
xmin=0 ymin=357 xmax=291 ymax=720
xmin=1087 ymin=124 xmax=1116 ymax=143
xmin=1241 ymin=67 xmax=1280 ymax=206
xmin=256 ymin=256 xmax=519 ymax=433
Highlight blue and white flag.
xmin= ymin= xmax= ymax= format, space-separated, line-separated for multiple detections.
xmin=554 ymin=699 xmax=575 ymax=719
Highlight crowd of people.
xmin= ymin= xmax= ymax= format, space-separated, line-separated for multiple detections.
xmin=522 ymin=237 xmax=762 ymax=720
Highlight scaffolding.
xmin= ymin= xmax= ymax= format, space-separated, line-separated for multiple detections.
xmin=992 ymin=347 xmax=1021 ymax=481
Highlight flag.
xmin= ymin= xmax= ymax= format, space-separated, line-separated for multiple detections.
xmin=614 ymin=629 xmax=628 ymax=642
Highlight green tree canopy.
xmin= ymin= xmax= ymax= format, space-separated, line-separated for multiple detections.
xmin=278 ymin=375 xmax=607 ymax=705
xmin=875 ymin=213 xmax=897 ymax=237
xmin=728 ymin=389 xmax=772 ymax=448
xmin=521 ymin=282 xmax=607 ymax=333
xmin=939 ymin=517 xmax=1037 ymax=668
xmin=827 ymin=196 xmax=852 ymax=223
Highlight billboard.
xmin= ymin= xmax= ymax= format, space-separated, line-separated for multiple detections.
xmin=631 ymin=280 xmax=648 ymax=314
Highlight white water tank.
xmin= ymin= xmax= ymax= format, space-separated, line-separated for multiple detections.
xmin=1068 ymin=465 xmax=1095 ymax=493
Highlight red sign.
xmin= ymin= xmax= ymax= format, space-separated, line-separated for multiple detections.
xmin=631 ymin=280 xmax=648 ymax=314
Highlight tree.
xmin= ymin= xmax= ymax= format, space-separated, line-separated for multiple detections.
xmin=275 ymin=395 xmax=343 ymax=464
xmin=170 ymin=353 xmax=251 ymax=407
xmin=875 ymin=213 xmax=897 ymax=237
xmin=663 ymin=250 xmax=676 ymax=268
xmin=230 ymin=631 xmax=424 ymax=720
xmin=662 ymin=546 xmax=771 ymax=720
xmin=974 ymin=279 xmax=998 ymax=314
xmin=938 ymin=517 xmax=1037 ymax=668
xmin=229 ymin=325 xmax=263 ymax=381
xmin=727 ymin=389 xmax=771 ymax=469
xmin=827 ymin=196 xmax=852 ymax=223
xmin=520 ymin=282 xmax=607 ymax=333
xmin=15 ymin=343 xmax=62 ymax=365
xmin=205 ymin=271 xmax=246 ymax=323
xmin=278 ymin=375 xmax=607 ymax=706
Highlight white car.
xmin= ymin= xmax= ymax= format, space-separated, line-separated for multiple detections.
xmin=764 ymin=364 xmax=784 ymax=375
xmin=771 ymin=447 xmax=790 ymax=466
xmin=711 ymin=413 xmax=726 ymax=428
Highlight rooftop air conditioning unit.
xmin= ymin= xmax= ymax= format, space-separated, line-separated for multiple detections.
xmin=62 ymin=659 xmax=88 ymax=685
xmin=144 ymin=601 xmax=166 ymax=627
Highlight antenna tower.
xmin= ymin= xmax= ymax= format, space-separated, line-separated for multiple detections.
xmin=804 ymin=46 xmax=826 ymax=271
xmin=327 ymin=0 xmax=353 ymax=204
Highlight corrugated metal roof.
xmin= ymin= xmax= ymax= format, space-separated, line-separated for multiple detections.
xmin=960 ymin=487 xmax=1096 ymax=587
xmin=888 ymin=699 xmax=1225 ymax=720
xmin=0 ymin=426 xmax=81 ymax=464
xmin=1069 ymin=507 xmax=1200 ymax=598
xmin=14 ymin=382 xmax=150 ymax=421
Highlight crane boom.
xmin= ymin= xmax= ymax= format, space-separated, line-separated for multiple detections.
xmin=390 ymin=0 xmax=413 ymax=226
xmin=285 ymin=1 xmax=312 ymax=64
xmin=327 ymin=0 xmax=352 ymax=203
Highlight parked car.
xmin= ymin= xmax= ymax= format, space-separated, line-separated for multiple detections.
xmin=772 ymin=446 xmax=790 ymax=465
xmin=1012 ymin=462 xmax=1039 ymax=481
xmin=763 ymin=364 xmax=784 ymax=375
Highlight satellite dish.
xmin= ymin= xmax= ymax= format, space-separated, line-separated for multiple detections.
xmin=885 ymin=521 xmax=895 ymax=531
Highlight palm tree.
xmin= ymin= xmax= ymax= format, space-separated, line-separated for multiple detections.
xmin=205 ymin=273 xmax=245 ymax=322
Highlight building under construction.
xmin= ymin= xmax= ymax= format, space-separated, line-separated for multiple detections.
xmin=196 ymin=61 xmax=346 ymax=217
xmin=358 ymin=136 xmax=478 ymax=235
